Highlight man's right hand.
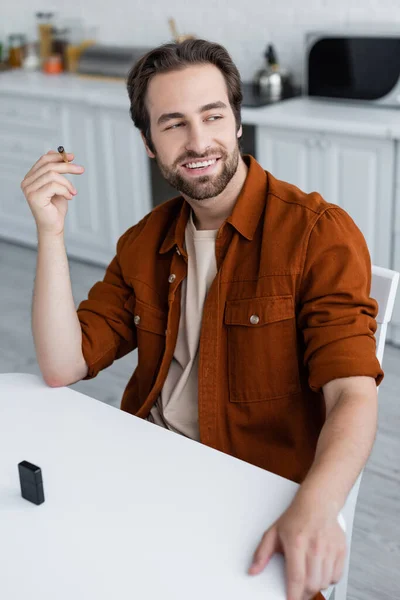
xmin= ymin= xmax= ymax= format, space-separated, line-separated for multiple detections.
xmin=20 ymin=149 xmax=85 ymax=237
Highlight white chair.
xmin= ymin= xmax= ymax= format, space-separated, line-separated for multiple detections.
xmin=322 ymin=265 xmax=399 ymax=600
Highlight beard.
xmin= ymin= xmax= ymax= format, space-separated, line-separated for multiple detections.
xmin=155 ymin=143 xmax=240 ymax=201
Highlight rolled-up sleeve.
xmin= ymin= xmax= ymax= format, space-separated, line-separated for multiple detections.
xmin=77 ymin=230 xmax=137 ymax=380
xmin=297 ymin=207 xmax=384 ymax=392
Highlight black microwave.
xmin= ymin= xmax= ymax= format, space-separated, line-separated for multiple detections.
xmin=305 ymin=31 xmax=400 ymax=107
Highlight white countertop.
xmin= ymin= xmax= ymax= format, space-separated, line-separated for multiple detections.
xmin=241 ymin=96 xmax=400 ymax=139
xmin=3 ymin=70 xmax=400 ymax=138
xmin=0 ymin=70 xmax=130 ymax=108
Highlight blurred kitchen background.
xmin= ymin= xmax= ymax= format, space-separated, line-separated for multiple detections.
xmin=1 ymin=3 xmax=400 ymax=598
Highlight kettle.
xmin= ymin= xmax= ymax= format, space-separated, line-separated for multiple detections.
xmin=253 ymin=44 xmax=291 ymax=101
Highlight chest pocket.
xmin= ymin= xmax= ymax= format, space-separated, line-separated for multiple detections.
xmin=124 ymin=296 xmax=167 ymax=374
xmin=124 ymin=297 xmax=166 ymax=336
xmin=224 ymin=295 xmax=301 ymax=402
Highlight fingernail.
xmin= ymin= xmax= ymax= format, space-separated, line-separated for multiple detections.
xmin=251 ymin=558 xmax=260 ymax=568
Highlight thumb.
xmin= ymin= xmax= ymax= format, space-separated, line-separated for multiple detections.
xmin=248 ymin=526 xmax=280 ymax=575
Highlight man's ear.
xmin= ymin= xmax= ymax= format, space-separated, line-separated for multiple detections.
xmin=237 ymin=124 xmax=243 ymax=139
xmin=140 ymin=132 xmax=156 ymax=159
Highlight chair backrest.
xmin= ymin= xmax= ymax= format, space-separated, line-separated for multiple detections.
xmin=370 ymin=265 xmax=400 ymax=363
xmin=323 ymin=265 xmax=399 ymax=600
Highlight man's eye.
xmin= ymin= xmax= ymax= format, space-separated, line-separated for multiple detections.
xmin=166 ymin=116 xmax=222 ymax=131
xmin=167 ymin=123 xmax=183 ymax=130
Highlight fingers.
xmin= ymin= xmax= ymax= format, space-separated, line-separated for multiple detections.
xmin=331 ymin=544 xmax=346 ymax=585
xmin=284 ymin=535 xmax=307 ymax=600
xmin=286 ymin=536 xmax=346 ymax=600
xmin=24 ymin=170 xmax=77 ymax=197
xmin=248 ymin=527 xmax=279 ymax=575
xmin=27 ymin=181 xmax=74 ymax=206
xmin=304 ymin=541 xmax=323 ymax=596
xmin=22 ymin=160 xmax=84 ymax=191
xmin=23 ymin=150 xmax=81 ymax=181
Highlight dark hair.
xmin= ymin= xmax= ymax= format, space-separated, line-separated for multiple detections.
xmin=126 ymin=39 xmax=243 ymax=154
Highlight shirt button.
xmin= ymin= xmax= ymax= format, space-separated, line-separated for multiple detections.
xmin=168 ymin=274 xmax=176 ymax=283
xmin=134 ymin=315 xmax=141 ymax=325
xmin=250 ymin=314 xmax=260 ymax=325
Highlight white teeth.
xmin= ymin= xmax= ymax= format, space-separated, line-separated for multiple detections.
xmin=186 ymin=159 xmax=217 ymax=169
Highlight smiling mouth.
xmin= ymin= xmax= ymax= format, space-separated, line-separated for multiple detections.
xmin=181 ymin=157 xmax=222 ymax=174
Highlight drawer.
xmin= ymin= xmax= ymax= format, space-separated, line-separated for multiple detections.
xmin=0 ymin=95 xmax=60 ymax=130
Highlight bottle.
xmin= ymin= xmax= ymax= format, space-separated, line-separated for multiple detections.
xmin=22 ymin=41 xmax=40 ymax=70
xmin=52 ymin=28 xmax=68 ymax=70
xmin=36 ymin=12 xmax=54 ymax=68
xmin=8 ymin=34 xmax=25 ymax=68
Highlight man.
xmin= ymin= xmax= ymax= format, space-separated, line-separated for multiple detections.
xmin=23 ymin=39 xmax=383 ymax=600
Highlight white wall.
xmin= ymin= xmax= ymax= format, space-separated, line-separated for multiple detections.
xmin=2 ymin=1 xmax=400 ymax=85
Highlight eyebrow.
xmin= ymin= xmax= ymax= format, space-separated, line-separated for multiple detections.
xmin=157 ymin=101 xmax=228 ymax=126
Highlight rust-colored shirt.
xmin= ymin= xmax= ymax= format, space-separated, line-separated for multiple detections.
xmin=77 ymin=154 xmax=383 ymax=485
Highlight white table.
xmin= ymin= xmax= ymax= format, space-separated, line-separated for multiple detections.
xmin=0 ymin=373 xmax=314 ymax=599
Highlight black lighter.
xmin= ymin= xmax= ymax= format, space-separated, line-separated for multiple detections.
xmin=18 ymin=461 xmax=45 ymax=505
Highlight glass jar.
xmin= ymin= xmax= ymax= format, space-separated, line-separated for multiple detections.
xmin=8 ymin=34 xmax=25 ymax=68
xmin=43 ymin=53 xmax=63 ymax=74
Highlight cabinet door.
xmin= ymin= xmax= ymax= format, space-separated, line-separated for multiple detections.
xmin=255 ymin=126 xmax=324 ymax=193
xmin=388 ymin=150 xmax=400 ymax=343
xmin=97 ymin=107 xmax=152 ymax=248
xmin=60 ymin=102 xmax=114 ymax=265
xmin=322 ymin=133 xmax=394 ymax=269
xmin=390 ymin=229 xmax=400 ymax=344
xmin=0 ymin=130 xmax=56 ymax=247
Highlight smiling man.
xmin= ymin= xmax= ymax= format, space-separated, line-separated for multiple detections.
xmin=27 ymin=39 xmax=383 ymax=600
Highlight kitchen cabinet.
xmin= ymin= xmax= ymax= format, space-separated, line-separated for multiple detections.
xmin=0 ymin=97 xmax=61 ymax=248
xmin=96 ymin=107 xmax=152 ymax=246
xmin=0 ymin=91 xmax=152 ymax=266
xmin=256 ymin=126 xmax=395 ymax=269
xmin=62 ymin=103 xmax=152 ymax=264
xmin=2 ymin=72 xmax=400 ymax=344
xmin=390 ymin=152 xmax=400 ymax=345
xmin=60 ymin=102 xmax=114 ymax=264
xmin=255 ymin=126 xmax=324 ymax=194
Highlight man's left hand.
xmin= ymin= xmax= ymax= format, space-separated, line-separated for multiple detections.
xmin=248 ymin=495 xmax=347 ymax=600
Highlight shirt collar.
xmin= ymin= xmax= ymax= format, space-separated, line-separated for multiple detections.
xmin=226 ymin=154 xmax=268 ymax=241
xmin=159 ymin=200 xmax=190 ymax=255
xmin=158 ymin=154 xmax=268 ymax=254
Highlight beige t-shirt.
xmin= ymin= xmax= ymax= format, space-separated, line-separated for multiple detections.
xmin=147 ymin=211 xmax=218 ymax=440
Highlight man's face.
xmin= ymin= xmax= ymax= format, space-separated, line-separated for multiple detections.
xmin=143 ymin=64 xmax=242 ymax=201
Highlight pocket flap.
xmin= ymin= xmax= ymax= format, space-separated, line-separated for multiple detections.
xmin=124 ymin=297 xmax=166 ymax=336
xmin=224 ymin=295 xmax=294 ymax=327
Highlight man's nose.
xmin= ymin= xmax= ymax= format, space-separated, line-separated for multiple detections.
xmin=184 ymin=123 xmax=212 ymax=157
